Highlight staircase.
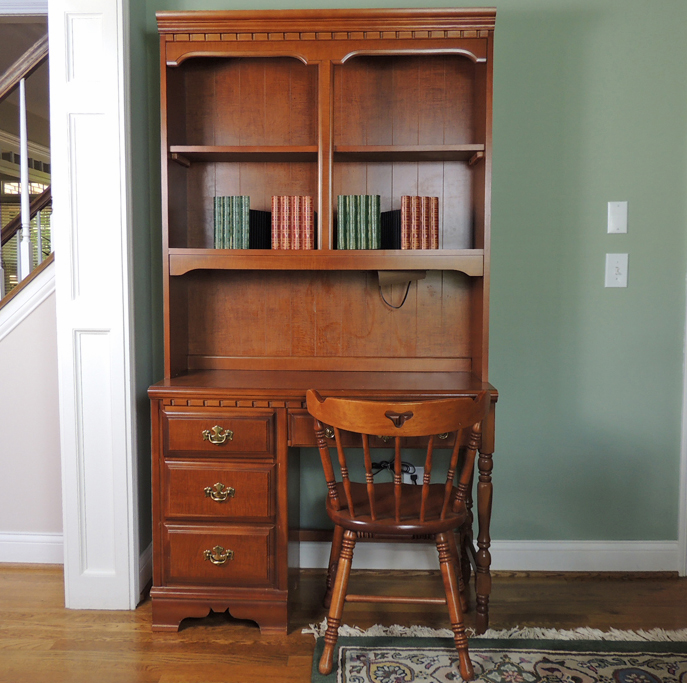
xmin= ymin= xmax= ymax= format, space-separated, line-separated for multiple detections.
xmin=0 ymin=32 xmax=52 ymax=308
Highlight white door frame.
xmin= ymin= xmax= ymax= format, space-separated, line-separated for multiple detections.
xmin=49 ymin=0 xmax=140 ymax=608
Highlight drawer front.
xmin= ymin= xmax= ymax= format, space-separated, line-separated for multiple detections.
xmin=164 ymin=410 xmax=274 ymax=457
xmin=163 ymin=461 xmax=274 ymax=521
xmin=288 ymin=410 xmax=360 ymax=447
xmin=163 ymin=524 xmax=274 ymax=587
xmin=288 ymin=410 xmax=457 ymax=448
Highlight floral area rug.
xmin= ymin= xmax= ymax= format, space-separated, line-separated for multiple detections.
xmin=311 ymin=636 xmax=687 ymax=683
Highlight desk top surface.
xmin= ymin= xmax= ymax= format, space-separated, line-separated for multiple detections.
xmin=149 ymin=370 xmax=497 ymax=401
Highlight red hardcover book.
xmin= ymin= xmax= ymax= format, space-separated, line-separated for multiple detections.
xmin=282 ymin=196 xmax=292 ymax=250
xmin=303 ymin=196 xmax=314 ymax=249
xmin=410 ymin=196 xmax=421 ymax=250
xmin=271 ymin=195 xmax=280 ymax=249
xmin=430 ymin=196 xmax=439 ymax=249
xmin=420 ymin=196 xmax=429 ymax=249
xmin=401 ymin=195 xmax=412 ymax=249
xmin=292 ymin=195 xmax=301 ymax=250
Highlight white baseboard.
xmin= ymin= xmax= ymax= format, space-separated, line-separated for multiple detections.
xmin=0 ymin=531 xmax=63 ymax=564
xmin=296 ymin=540 xmax=681 ymax=573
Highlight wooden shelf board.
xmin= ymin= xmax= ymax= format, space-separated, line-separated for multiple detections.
xmin=334 ymin=144 xmax=485 ymax=162
xmin=168 ymin=248 xmax=484 ymax=276
xmin=169 ymin=145 xmax=319 ymax=163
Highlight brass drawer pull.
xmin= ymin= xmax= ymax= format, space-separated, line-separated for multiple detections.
xmin=324 ymin=426 xmax=334 ymax=439
xmin=204 ymin=482 xmax=235 ymax=502
xmin=202 ymin=425 xmax=234 ymax=445
xmin=203 ymin=545 xmax=234 ymax=566
xmin=438 ymin=433 xmax=449 ymax=440
xmin=377 ymin=435 xmax=392 ymax=443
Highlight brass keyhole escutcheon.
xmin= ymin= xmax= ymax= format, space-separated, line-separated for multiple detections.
xmin=203 ymin=545 xmax=234 ymax=566
xmin=202 ymin=425 xmax=234 ymax=445
xmin=204 ymin=482 xmax=235 ymax=502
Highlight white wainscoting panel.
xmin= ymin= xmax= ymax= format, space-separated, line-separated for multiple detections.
xmin=50 ymin=0 xmax=139 ymax=609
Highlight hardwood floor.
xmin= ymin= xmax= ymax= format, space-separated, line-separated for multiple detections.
xmin=1 ymin=564 xmax=685 ymax=683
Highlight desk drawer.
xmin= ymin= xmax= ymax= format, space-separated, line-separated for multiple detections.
xmin=163 ymin=410 xmax=274 ymax=457
xmin=163 ymin=524 xmax=274 ymax=587
xmin=163 ymin=461 xmax=274 ymax=520
xmin=288 ymin=410 xmax=457 ymax=448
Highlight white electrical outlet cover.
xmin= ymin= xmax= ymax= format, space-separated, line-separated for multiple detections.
xmin=605 ymin=253 xmax=628 ymax=287
xmin=608 ymin=201 xmax=628 ymax=234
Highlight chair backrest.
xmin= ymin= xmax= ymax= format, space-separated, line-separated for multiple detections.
xmin=306 ymin=390 xmax=491 ymax=524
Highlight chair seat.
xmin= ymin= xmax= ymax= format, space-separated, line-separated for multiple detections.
xmin=326 ymin=481 xmax=467 ymax=535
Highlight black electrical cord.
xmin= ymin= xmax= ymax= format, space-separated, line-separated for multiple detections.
xmin=378 ymin=280 xmax=412 ymax=309
xmin=371 ymin=459 xmax=419 ymax=484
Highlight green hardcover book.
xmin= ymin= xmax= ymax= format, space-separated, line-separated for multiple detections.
xmin=371 ymin=195 xmax=381 ymax=249
xmin=222 ymin=196 xmax=231 ymax=249
xmin=344 ymin=195 xmax=353 ymax=249
xmin=337 ymin=195 xmax=347 ymax=250
xmin=241 ymin=196 xmax=250 ymax=249
xmin=233 ymin=196 xmax=241 ymax=250
xmin=213 ymin=196 xmax=223 ymax=248
xmin=358 ymin=195 xmax=367 ymax=249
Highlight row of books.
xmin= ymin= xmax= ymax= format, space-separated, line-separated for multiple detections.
xmin=401 ymin=195 xmax=439 ymax=250
xmin=213 ymin=196 xmax=250 ymax=250
xmin=337 ymin=195 xmax=381 ymax=250
xmin=271 ymin=195 xmax=315 ymax=250
xmin=212 ymin=194 xmax=440 ymax=250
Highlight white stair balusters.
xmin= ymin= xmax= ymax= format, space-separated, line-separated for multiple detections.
xmin=36 ymin=210 xmax=43 ymax=265
xmin=18 ymin=77 xmax=32 ymax=281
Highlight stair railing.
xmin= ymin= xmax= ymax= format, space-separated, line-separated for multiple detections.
xmin=0 ymin=33 xmax=50 ymax=300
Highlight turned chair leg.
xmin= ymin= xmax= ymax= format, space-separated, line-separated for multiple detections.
xmin=319 ymin=529 xmax=356 ymax=675
xmin=324 ymin=525 xmax=345 ymax=608
xmin=437 ymin=531 xmax=474 ymax=681
xmin=448 ymin=528 xmax=469 ymax=613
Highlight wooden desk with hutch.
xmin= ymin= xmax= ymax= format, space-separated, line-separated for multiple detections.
xmin=149 ymin=8 xmax=497 ymax=636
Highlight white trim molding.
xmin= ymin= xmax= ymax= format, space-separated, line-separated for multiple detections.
xmin=297 ymin=540 xmax=681 ymax=573
xmin=0 ymin=532 xmax=63 ymax=563
xmin=679 ymin=276 xmax=687 ymax=577
xmin=50 ymin=0 xmax=140 ymax=610
xmin=0 ymin=259 xmax=55 ymax=342
xmin=0 ymin=130 xmax=51 ymax=162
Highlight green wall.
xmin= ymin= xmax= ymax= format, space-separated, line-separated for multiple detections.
xmin=136 ymin=0 xmax=687 ymax=542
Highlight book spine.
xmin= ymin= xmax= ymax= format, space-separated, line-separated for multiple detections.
xmin=242 ymin=196 xmax=250 ymax=249
xmin=430 ymin=196 xmax=439 ymax=249
xmin=283 ymin=196 xmax=292 ymax=250
xmin=292 ymin=195 xmax=302 ymax=250
xmin=346 ymin=195 xmax=355 ymax=250
xmin=372 ymin=195 xmax=381 ymax=249
xmin=213 ymin=196 xmax=222 ymax=249
xmin=223 ymin=196 xmax=231 ymax=250
xmin=358 ymin=195 xmax=366 ymax=250
xmin=337 ymin=195 xmax=346 ymax=250
xmin=401 ymin=195 xmax=411 ymax=249
xmin=303 ymin=196 xmax=314 ymax=249
xmin=420 ymin=196 xmax=429 ymax=249
xmin=411 ymin=196 xmax=421 ymax=250
xmin=271 ymin=196 xmax=280 ymax=249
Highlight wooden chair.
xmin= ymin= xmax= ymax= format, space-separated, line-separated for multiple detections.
xmin=306 ymin=389 xmax=491 ymax=680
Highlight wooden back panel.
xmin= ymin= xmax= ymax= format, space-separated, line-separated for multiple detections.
xmin=177 ymin=269 xmax=475 ymax=372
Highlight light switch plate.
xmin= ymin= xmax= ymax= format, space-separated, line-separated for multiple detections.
xmin=608 ymin=201 xmax=628 ymax=233
xmin=605 ymin=253 xmax=628 ymax=287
